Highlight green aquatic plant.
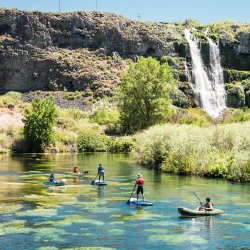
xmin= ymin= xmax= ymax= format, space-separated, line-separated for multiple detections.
xmin=147 ymin=234 xmax=208 ymax=245
xmin=21 ymin=194 xmax=77 ymax=208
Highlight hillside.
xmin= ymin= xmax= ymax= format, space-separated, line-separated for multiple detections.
xmin=0 ymin=9 xmax=250 ymax=107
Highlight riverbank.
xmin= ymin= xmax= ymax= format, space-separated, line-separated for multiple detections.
xmin=135 ymin=122 xmax=250 ymax=182
xmin=1 ymin=92 xmax=250 ymax=182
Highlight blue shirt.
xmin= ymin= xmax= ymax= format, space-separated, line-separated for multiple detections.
xmin=49 ymin=176 xmax=55 ymax=182
xmin=98 ymin=166 xmax=104 ymax=171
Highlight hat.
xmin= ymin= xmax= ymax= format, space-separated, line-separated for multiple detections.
xmin=137 ymin=173 xmax=142 ymax=177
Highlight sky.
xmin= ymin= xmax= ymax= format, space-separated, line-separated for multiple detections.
xmin=0 ymin=0 xmax=249 ymax=24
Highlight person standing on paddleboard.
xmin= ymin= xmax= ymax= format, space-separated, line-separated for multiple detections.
xmin=136 ymin=173 xmax=145 ymax=202
xmin=97 ymin=164 xmax=105 ymax=182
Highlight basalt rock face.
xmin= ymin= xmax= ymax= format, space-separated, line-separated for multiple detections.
xmin=0 ymin=9 xmax=249 ymax=107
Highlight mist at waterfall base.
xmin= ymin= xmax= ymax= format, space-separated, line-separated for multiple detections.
xmin=185 ymin=29 xmax=227 ymax=118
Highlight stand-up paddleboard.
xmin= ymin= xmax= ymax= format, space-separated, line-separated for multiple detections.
xmin=91 ymin=180 xmax=107 ymax=186
xmin=128 ymin=198 xmax=153 ymax=206
xmin=44 ymin=181 xmax=65 ymax=186
xmin=64 ymin=172 xmax=83 ymax=177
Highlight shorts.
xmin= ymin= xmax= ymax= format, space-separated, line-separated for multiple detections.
xmin=99 ymin=170 xmax=105 ymax=176
xmin=137 ymin=186 xmax=144 ymax=194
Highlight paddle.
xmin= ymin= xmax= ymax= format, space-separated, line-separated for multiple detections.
xmin=126 ymin=182 xmax=136 ymax=204
xmin=193 ymin=191 xmax=202 ymax=205
xmin=91 ymin=173 xmax=99 ymax=185
xmin=83 ymin=171 xmax=89 ymax=174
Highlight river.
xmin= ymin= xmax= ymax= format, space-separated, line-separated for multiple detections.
xmin=0 ymin=153 xmax=249 ymax=249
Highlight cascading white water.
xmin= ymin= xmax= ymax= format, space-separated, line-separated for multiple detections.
xmin=207 ymin=36 xmax=227 ymax=112
xmin=184 ymin=29 xmax=226 ymax=117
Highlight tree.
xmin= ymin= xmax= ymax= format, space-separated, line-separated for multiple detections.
xmin=119 ymin=57 xmax=174 ymax=133
xmin=23 ymin=98 xmax=57 ymax=152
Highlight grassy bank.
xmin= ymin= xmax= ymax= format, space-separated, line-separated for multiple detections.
xmin=135 ymin=122 xmax=250 ymax=182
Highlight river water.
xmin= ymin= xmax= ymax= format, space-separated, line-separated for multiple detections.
xmin=0 ymin=153 xmax=249 ymax=249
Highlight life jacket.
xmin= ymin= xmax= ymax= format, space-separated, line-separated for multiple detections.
xmin=137 ymin=177 xmax=144 ymax=185
xmin=74 ymin=169 xmax=79 ymax=173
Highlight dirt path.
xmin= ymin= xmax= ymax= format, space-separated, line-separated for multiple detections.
xmin=0 ymin=109 xmax=23 ymax=131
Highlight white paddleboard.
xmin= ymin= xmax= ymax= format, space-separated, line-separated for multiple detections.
xmin=129 ymin=198 xmax=153 ymax=206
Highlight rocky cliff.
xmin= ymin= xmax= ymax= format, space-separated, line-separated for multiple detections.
xmin=0 ymin=9 xmax=249 ymax=107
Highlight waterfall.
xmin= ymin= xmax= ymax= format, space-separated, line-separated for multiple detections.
xmin=184 ymin=29 xmax=226 ymax=117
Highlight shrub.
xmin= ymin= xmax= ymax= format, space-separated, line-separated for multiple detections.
xmin=135 ymin=122 xmax=250 ymax=182
xmin=91 ymin=109 xmax=120 ymax=126
xmin=77 ymin=128 xmax=108 ymax=152
xmin=108 ymin=136 xmax=136 ymax=153
xmin=23 ymin=98 xmax=57 ymax=152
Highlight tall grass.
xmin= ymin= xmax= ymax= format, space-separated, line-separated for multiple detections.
xmin=135 ymin=122 xmax=250 ymax=182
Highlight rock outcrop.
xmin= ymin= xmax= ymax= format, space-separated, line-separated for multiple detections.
xmin=0 ymin=9 xmax=249 ymax=107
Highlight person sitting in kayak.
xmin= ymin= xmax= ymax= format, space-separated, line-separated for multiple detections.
xmin=98 ymin=164 xmax=105 ymax=182
xmin=49 ymin=173 xmax=55 ymax=182
xmin=73 ymin=167 xmax=79 ymax=174
xmin=198 ymin=197 xmax=213 ymax=211
xmin=136 ymin=173 xmax=145 ymax=202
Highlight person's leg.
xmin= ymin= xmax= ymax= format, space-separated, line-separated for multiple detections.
xmin=142 ymin=188 xmax=144 ymax=201
xmin=98 ymin=174 xmax=100 ymax=182
xmin=136 ymin=188 xmax=139 ymax=202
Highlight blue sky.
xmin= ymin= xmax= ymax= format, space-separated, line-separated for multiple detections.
xmin=0 ymin=0 xmax=249 ymax=24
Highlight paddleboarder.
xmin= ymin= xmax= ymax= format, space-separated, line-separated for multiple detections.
xmin=97 ymin=163 xmax=105 ymax=182
xmin=49 ymin=173 xmax=55 ymax=182
xmin=136 ymin=173 xmax=145 ymax=202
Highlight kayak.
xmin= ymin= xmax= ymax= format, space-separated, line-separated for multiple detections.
xmin=92 ymin=180 xmax=107 ymax=186
xmin=128 ymin=198 xmax=153 ymax=206
xmin=64 ymin=172 xmax=83 ymax=177
xmin=178 ymin=207 xmax=224 ymax=217
xmin=44 ymin=181 xmax=65 ymax=186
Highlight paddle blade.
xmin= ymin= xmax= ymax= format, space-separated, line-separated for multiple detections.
xmin=126 ymin=199 xmax=131 ymax=204
xmin=91 ymin=180 xmax=95 ymax=185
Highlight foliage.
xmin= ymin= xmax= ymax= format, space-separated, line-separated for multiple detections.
xmin=77 ymin=128 xmax=108 ymax=152
xmin=170 ymin=108 xmax=212 ymax=126
xmin=23 ymin=98 xmax=57 ymax=152
xmin=182 ymin=19 xmax=201 ymax=28
xmin=135 ymin=122 xmax=250 ymax=182
xmin=91 ymin=109 xmax=120 ymax=126
xmin=221 ymin=108 xmax=250 ymax=123
xmin=119 ymin=57 xmax=174 ymax=134
xmin=108 ymin=136 xmax=136 ymax=153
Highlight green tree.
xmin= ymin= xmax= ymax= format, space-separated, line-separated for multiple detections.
xmin=119 ymin=57 xmax=174 ymax=133
xmin=23 ymin=98 xmax=57 ymax=152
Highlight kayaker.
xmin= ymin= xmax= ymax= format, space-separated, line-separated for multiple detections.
xmin=136 ymin=173 xmax=145 ymax=202
xmin=198 ymin=197 xmax=213 ymax=211
xmin=49 ymin=173 xmax=55 ymax=182
xmin=73 ymin=167 xmax=79 ymax=174
xmin=97 ymin=164 xmax=105 ymax=182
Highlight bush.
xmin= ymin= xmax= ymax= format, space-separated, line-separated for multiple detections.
xmin=77 ymin=128 xmax=108 ymax=152
xmin=108 ymin=136 xmax=136 ymax=152
xmin=23 ymin=98 xmax=57 ymax=152
xmin=135 ymin=122 xmax=250 ymax=182
xmin=91 ymin=109 xmax=120 ymax=126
